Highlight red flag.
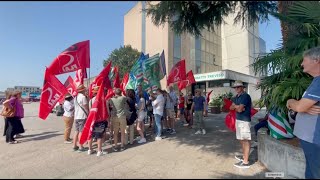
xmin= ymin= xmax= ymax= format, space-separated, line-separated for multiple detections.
xmin=105 ymin=88 xmax=115 ymax=100
xmin=206 ymin=90 xmax=213 ymax=105
xmin=74 ymin=68 xmax=87 ymax=87
xmin=47 ymin=40 xmax=90 ymax=75
xmin=89 ymin=61 xmax=112 ymax=99
xmin=178 ymin=70 xmax=196 ymax=90
xmin=113 ymin=66 xmax=120 ymax=88
xmin=167 ymin=59 xmax=187 ymax=86
xmin=39 ymin=68 xmax=68 ymax=120
xmin=64 ymin=76 xmax=78 ymax=97
xmin=120 ymin=73 xmax=129 ymax=96
xmin=80 ymin=80 xmax=108 ymax=145
xmin=224 ymin=98 xmax=259 ymax=132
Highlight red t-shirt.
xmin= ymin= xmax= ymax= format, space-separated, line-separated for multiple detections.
xmin=178 ymin=96 xmax=185 ymax=109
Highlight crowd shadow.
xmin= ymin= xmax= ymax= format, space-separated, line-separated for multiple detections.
xmin=17 ymin=131 xmax=62 ymax=142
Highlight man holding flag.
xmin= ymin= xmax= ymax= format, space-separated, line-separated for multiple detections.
xmin=230 ymin=80 xmax=252 ymax=169
xmin=73 ymin=84 xmax=89 ymax=152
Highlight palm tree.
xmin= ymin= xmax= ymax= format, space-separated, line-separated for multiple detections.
xmin=252 ymin=1 xmax=320 ymax=112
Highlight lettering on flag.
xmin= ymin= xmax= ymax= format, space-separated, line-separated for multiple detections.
xmin=39 ymin=68 xmax=68 ymax=120
xmin=48 ymin=40 xmax=90 ymax=75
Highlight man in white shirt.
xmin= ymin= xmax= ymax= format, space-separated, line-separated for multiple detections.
xmin=73 ymin=84 xmax=89 ymax=152
xmin=63 ymin=94 xmax=74 ymax=144
xmin=151 ymin=89 xmax=165 ymax=140
xmin=166 ymin=86 xmax=178 ymax=134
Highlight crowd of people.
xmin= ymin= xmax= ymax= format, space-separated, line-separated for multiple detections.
xmin=59 ymin=83 xmax=208 ymax=157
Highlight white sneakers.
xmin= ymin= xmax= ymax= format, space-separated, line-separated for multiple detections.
xmin=195 ymin=129 xmax=206 ymax=135
xmin=97 ymin=151 xmax=107 ymax=157
xmin=88 ymin=149 xmax=96 ymax=155
xmin=138 ymin=138 xmax=147 ymax=144
xmin=155 ymin=137 xmax=162 ymax=141
xmin=202 ymin=129 xmax=206 ymax=135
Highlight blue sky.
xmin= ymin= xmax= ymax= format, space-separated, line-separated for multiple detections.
xmin=0 ymin=2 xmax=281 ymax=92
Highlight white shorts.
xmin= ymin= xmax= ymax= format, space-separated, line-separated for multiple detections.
xmin=236 ymin=120 xmax=251 ymax=140
xmin=138 ymin=111 xmax=146 ymax=122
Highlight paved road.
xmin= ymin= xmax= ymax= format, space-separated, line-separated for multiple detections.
xmin=0 ymin=102 xmax=269 ymax=179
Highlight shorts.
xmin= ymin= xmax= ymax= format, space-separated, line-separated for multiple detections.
xmin=179 ymin=108 xmax=185 ymax=114
xmin=236 ymin=120 xmax=251 ymax=140
xmin=75 ymin=119 xmax=86 ymax=132
xmin=138 ymin=111 xmax=146 ymax=122
xmin=92 ymin=121 xmax=108 ymax=139
xmin=166 ymin=109 xmax=175 ymax=119
xmin=112 ymin=116 xmax=127 ymax=132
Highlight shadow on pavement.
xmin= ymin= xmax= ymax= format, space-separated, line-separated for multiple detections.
xmin=18 ymin=131 xmax=62 ymax=142
xmin=159 ymin=112 xmax=264 ymax=162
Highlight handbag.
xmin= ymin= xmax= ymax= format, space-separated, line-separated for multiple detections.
xmin=1 ymin=100 xmax=16 ymax=118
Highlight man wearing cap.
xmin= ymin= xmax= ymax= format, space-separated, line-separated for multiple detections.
xmin=62 ymin=93 xmax=74 ymax=144
xmin=230 ymin=80 xmax=252 ymax=169
xmin=73 ymin=84 xmax=89 ymax=152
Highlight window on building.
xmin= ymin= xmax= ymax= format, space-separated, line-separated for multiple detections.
xmin=173 ymin=33 xmax=181 ymax=64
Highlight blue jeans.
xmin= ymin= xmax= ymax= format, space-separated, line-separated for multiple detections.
xmin=154 ymin=114 xmax=162 ymax=137
xmin=254 ymin=120 xmax=268 ymax=136
xmin=300 ymin=139 xmax=320 ymax=179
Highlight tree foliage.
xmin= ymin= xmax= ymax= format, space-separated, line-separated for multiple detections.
xmin=103 ymin=45 xmax=141 ymax=79
xmin=146 ymin=1 xmax=277 ymax=37
xmin=252 ymin=1 xmax=320 ymax=113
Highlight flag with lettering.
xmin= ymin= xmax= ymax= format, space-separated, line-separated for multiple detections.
xmin=47 ymin=40 xmax=90 ymax=75
xmin=167 ymin=59 xmax=187 ymax=86
xmin=80 ymin=80 xmax=108 ymax=145
xmin=39 ymin=68 xmax=68 ymax=120
xmin=74 ymin=68 xmax=87 ymax=87
xmin=89 ymin=61 xmax=112 ymax=98
xmin=64 ymin=76 xmax=77 ymax=97
xmin=178 ymin=70 xmax=196 ymax=90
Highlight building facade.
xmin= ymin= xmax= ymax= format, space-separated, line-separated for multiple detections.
xmin=6 ymin=86 xmax=42 ymax=98
xmin=124 ymin=2 xmax=266 ymax=101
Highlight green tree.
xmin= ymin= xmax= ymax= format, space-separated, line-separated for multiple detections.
xmin=146 ymin=1 xmax=277 ymax=37
xmin=103 ymin=45 xmax=141 ymax=79
xmin=252 ymin=1 xmax=320 ymax=113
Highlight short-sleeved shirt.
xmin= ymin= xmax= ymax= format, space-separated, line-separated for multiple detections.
xmin=109 ymin=95 xmax=127 ymax=118
xmin=232 ymin=92 xmax=252 ymax=122
xmin=63 ymin=100 xmax=74 ymax=117
xmin=193 ymin=96 xmax=206 ymax=111
xmin=294 ymin=76 xmax=320 ymax=145
xmin=74 ymin=93 xmax=88 ymax=120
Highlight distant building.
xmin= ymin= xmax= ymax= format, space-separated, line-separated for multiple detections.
xmin=123 ymin=2 xmax=266 ymax=100
xmin=6 ymin=86 xmax=42 ymax=99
